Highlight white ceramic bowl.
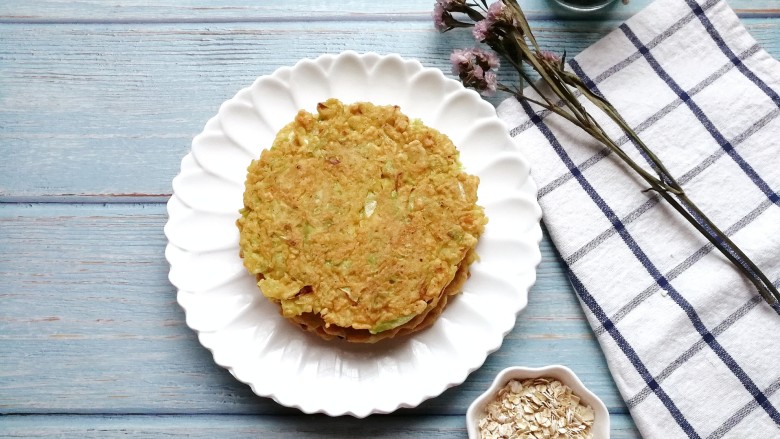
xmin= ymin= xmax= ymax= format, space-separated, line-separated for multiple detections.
xmin=466 ymin=365 xmax=610 ymax=439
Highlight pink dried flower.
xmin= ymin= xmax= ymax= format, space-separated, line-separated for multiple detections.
xmin=450 ymin=48 xmax=499 ymax=73
xmin=450 ymin=48 xmax=500 ymax=96
xmin=472 ymin=20 xmax=490 ymax=42
xmin=450 ymin=49 xmax=471 ymax=68
xmin=437 ymin=0 xmax=465 ymax=8
xmin=433 ymin=0 xmax=468 ymax=32
xmin=472 ymin=1 xmax=517 ymax=42
xmin=433 ymin=3 xmax=449 ymax=31
xmin=537 ymin=51 xmax=561 ymax=64
xmin=485 ymin=1 xmax=507 ymax=21
xmin=482 ymin=70 xmax=498 ymax=96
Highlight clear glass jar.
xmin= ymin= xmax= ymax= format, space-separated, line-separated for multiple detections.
xmin=552 ymin=0 xmax=617 ymax=12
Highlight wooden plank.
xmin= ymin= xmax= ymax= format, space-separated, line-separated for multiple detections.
xmin=0 ymin=203 xmax=629 ymax=419
xmin=0 ymin=413 xmax=641 ymax=438
xmin=0 ymin=0 xmax=777 ymax=22
xmin=1 ymin=19 xmax=779 ymax=199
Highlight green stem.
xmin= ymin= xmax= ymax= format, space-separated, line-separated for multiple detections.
xmin=570 ymin=78 xmax=779 ymax=304
xmin=675 ymin=193 xmax=779 ymax=304
xmin=452 ymin=0 xmax=780 ymax=308
xmin=568 ymin=77 xmax=681 ymax=189
xmin=521 ymin=63 xmax=779 ymax=305
xmin=580 ymin=96 xmax=779 ymax=304
xmin=597 ymin=128 xmax=779 ymax=303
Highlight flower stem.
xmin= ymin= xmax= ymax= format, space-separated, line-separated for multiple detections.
xmin=445 ymin=0 xmax=780 ymax=309
xmin=571 ymin=78 xmax=780 ymax=306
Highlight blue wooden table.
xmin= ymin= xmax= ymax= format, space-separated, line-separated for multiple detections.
xmin=1 ymin=1 xmax=778 ymax=437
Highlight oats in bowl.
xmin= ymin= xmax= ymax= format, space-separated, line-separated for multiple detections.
xmin=466 ymin=366 xmax=610 ymax=439
xmin=480 ymin=377 xmax=594 ymax=438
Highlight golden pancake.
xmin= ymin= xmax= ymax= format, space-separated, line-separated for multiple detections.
xmin=289 ymin=248 xmax=476 ymax=343
xmin=237 ymin=98 xmax=486 ymax=341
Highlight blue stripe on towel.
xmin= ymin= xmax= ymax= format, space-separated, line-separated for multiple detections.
xmin=509 ymin=0 xmax=723 ymax=137
xmin=521 ymin=99 xmax=700 ymax=438
xmin=620 ymin=21 xmax=779 ymax=292
xmin=565 ymin=266 xmax=700 ymax=438
xmin=569 ymin=59 xmax=660 ymax=175
xmin=618 ymin=22 xmax=780 ymax=426
xmin=536 ymin=44 xmax=763 ymax=201
xmin=620 ymin=23 xmax=780 ymax=207
xmin=685 ymin=0 xmax=780 ymax=108
xmin=570 ymin=51 xmax=777 ymax=294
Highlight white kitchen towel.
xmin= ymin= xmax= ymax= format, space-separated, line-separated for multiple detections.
xmin=496 ymin=0 xmax=780 ymax=437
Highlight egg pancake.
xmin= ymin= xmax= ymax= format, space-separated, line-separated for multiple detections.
xmin=237 ymin=98 xmax=486 ymax=342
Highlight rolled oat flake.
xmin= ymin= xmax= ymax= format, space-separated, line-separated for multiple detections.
xmin=478 ymin=378 xmax=595 ymax=439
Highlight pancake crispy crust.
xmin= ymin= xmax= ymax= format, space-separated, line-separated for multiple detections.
xmin=237 ymin=98 xmax=487 ymax=341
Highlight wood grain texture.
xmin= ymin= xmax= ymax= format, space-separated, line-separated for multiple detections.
xmin=0 ymin=414 xmax=641 ymax=438
xmin=0 ymin=0 xmax=675 ymax=21
xmin=1 ymin=18 xmax=778 ymax=199
xmin=0 ymin=203 xmax=623 ymax=416
xmin=1 ymin=0 xmax=778 ymax=21
xmin=4 ymin=0 xmax=779 ymax=436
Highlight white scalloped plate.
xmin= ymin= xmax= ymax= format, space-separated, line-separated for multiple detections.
xmin=164 ymin=51 xmax=542 ymax=418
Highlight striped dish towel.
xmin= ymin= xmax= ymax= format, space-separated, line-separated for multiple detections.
xmin=496 ymin=0 xmax=780 ymax=437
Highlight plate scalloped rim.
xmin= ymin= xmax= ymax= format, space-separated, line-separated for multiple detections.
xmin=165 ymin=51 xmax=543 ymax=418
